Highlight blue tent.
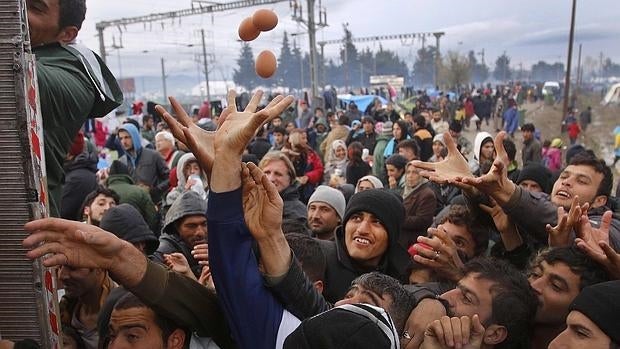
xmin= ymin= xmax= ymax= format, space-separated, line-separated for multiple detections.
xmin=337 ymin=94 xmax=388 ymax=113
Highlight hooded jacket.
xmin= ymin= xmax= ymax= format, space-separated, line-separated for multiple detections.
xmin=118 ymin=123 xmax=170 ymax=203
xmin=469 ymin=131 xmax=493 ymax=174
xmin=151 ymin=191 xmax=208 ymax=277
xmin=60 ymin=150 xmax=98 ymax=220
xmin=37 ymin=43 xmax=122 ymax=217
xmin=165 ymin=153 xmax=209 ymax=209
xmin=106 ymin=173 xmax=158 ymax=233
xmin=100 ymin=204 xmax=159 ymax=255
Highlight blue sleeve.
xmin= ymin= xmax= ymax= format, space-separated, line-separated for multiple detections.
xmin=207 ymin=188 xmax=285 ymax=349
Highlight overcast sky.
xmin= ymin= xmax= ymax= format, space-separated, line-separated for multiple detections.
xmin=76 ymin=0 xmax=620 ymax=80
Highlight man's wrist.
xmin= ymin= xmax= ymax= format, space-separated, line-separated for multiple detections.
xmin=490 ymin=180 xmax=516 ymax=207
xmin=110 ymin=240 xmax=148 ymax=288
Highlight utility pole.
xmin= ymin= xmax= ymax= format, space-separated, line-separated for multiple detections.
xmin=562 ymin=0 xmax=576 ymax=120
xmin=201 ymin=29 xmax=211 ymax=102
xmin=161 ymin=58 xmax=168 ymax=104
xmin=433 ymin=32 xmax=444 ymax=88
xmin=576 ymin=43 xmax=582 ymax=88
xmin=291 ymin=0 xmax=327 ymax=100
xmin=599 ymin=51 xmax=603 ymax=80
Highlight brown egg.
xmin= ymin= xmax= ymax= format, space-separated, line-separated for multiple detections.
xmin=255 ymin=50 xmax=277 ymax=78
xmin=238 ymin=17 xmax=260 ymax=41
xmin=252 ymin=9 xmax=278 ymax=32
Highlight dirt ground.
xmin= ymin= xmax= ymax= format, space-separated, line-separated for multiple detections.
xmin=461 ymin=92 xmax=620 ymax=193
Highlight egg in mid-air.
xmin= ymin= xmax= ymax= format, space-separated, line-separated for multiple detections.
xmin=255 ymin=50 xmax=277 ymax=78
xmin=238 ymin=17 xmax=260 ymax=41
xmin=252 ymin=9 xmax=278 ymax=32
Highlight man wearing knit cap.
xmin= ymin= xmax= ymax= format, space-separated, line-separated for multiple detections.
xmin=516 ymin=163 xmax=552 ymax=194
xmin=315 ymin=189 xmax=411 ymax=302
xmin=307 ymin=185 xmax=346 ymax=240
xmin=549 ymin=280 xmax=620 ymax=349
xmin=100 ymin=204 xmax=159 ymax=255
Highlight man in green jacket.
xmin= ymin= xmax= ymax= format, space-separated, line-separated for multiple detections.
xmin=106 ymin=160 xmax=158 ymax=233
xmin=29 ymin=0 xmax=123 ymax=217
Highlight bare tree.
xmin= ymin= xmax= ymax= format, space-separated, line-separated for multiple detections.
xmin=440 ymin=51 xmax=471 ymax=89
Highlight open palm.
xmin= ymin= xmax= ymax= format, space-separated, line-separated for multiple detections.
xmin=155 ymin=97 xmax=217 ymax=178
xmin=411 ymin=132 xmax=472 ymax=185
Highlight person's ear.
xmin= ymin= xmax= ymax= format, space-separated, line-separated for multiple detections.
xmin=592 ymin=195 xmax=608 ymax=208
xmin=83 ymin=206 xmax=90 ymax=218
xmin=57 ymin=26 xmax=79 ymax=45
xmin=166 ymin=328 xmax=186 ymax=349
xmin=313 ymin=280 xmax=324 ymax=294
xmin=483 ymin=324 xmax=507 ymax=346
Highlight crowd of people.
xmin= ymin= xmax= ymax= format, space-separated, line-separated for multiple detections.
xmin=3 ymin=1 xmax=620 ymax=349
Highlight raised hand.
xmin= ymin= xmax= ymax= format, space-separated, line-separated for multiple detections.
xmin=574 ymin=210 xmax=619 ymax=278
xmin=479 ymin=198 xmax=523 ymax=251
xmin=215 ymin=90 xmax=293 ymax=157
xmin=155 ymin=96 xmax=218 ymax=179
xmin=459 ymin=132 xmax=516 ymax=205
xmin=546 ymin=196 xmax=588 ymax=247
xmin=198 ymin=265 xmax=216 ymax=290
xmin=411 ymin=132 xmax=472 ymax=185
xmin=241 ymin=162 xmax=284 ymax=241
xmin=164 ymin=253 xmax=196 ymax=280
xmin=414 ymin=226 xmax=466 ymax=282
xmin=22 ymin=218 xmax=146 ymax=288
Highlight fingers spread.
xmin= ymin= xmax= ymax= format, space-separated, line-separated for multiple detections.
xmin=169 ymin=97 xmax=193 ymax=127
xmin=245 ymin=90 xmax=264 ymax=113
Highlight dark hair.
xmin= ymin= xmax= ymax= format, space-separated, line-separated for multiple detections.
xmin=521 ymin=123 xmax=535 ymax=132
xmin=568 ymin=152 xmax=613 ymax=198
xmin=530 ymin=247 xmax=609 ymax=290
xmin=272 ymin=126 xmax=287 ymax=136
xmin=449 ymin=120 xmax=462 ymax=133
xmin=394 ymin=120 xmax=410 ymax=140
xmin=338 ymin=115 xmax=350 ymax=126
xmin=412 ymin=114 xmax=426 ymax=128
xmin=439 ymin=205 xmax=489 ymax=257
xmin=351 ymin=272 xmax=415 ymax=335
xmin=123 ymin=118 xmax=141 ymax=131
xmin=142 ymin=114 xmax=153 ymax=124
xmin=347 ymin=141 xmax=364 ymax=163
xmin=396 ymin=139 xmax=420 ymax=159
xmin=543 ymin=139 xmax=551 ymax=148
xmin=286 ymin=233 xmax=326 ymax=283
xmin=113 ymin=292 xmax=187 ymax=345
xmin=463 ymin=258 xmax=538 ymax=349
xmin=502 ymin=138 xmax=517 ymax=162
xmin=386 ymin=154 xmax=408 ymax=170
xmin=79 ymin=186 xmax=120 ymax=220
xmin=314 ymin=107 xmax=324 ymax=114
xmin=58 ymin=0 xmax=86 ymax=30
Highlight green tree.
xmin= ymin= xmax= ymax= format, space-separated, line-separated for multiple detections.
xmin=276 ymin=32 xmax=296 ymax=88
xmin=493 ymin=53 xmax=512 ymax=82
xmin=233 ymin=43 xmax=257 ymax=90
xmin=375 ymin=45 xmax=409 ymax=78
xmin=340 ymin=24 xmax=360 ymax=88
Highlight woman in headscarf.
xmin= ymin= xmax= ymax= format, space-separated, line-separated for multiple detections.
xmin=323 ymin=139 xmax=348 ymax=185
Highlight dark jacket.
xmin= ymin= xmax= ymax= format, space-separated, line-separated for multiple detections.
xmin=350 ymin=131 xmax=378 ymax=155
xmin=281 ymin=184 xmax=309 ymax=235
xmin=401 ymin=181 xmax=437 ymax=249
xmin=106 ymin=173 xmax=158 ymax=233
xmin=151 ymin=191 xmax=208 ymax=277
xmin=318 ymin=226 xmax=412 ymax=303
xmin=522 ymin=138 xmax=542 ymax=165
xmin=60 ymin=150 xmax=98 ymax=220
xmin=346 ymin=160 xmax=371 ymax=186
xmin=118 ymin=123 xmax=169 ymax=203
xmin=37 ymin=43 xmax=122 ymax=217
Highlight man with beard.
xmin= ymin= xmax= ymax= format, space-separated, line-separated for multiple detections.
xmin=80 ymin=186 xmax=119 ymax=227
xmin=152 ymin=191 xmax=208 ymax=278
xmin=306 ymin=186 xmax=345 ymax=240
xmin=58 ymin=263 xmax=116 ymax=348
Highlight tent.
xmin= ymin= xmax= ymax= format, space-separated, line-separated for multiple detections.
xmin=602 ymin=83 xmax=620 ymax=105
xmin=337 ymin=94 xmax=388 ymax=113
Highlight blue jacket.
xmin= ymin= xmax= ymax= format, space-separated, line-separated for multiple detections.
xmin=208 ymin=188 xmax=300 ymax=349
xmin=503 ymin=107 xmax=519 ymax=134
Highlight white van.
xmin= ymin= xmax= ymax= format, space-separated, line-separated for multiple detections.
xmin=542 ymin=81 xmax=560 ymax=96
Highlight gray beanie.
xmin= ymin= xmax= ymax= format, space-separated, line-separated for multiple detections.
xmin=308 ymin=185 xmax=346 ymax=221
